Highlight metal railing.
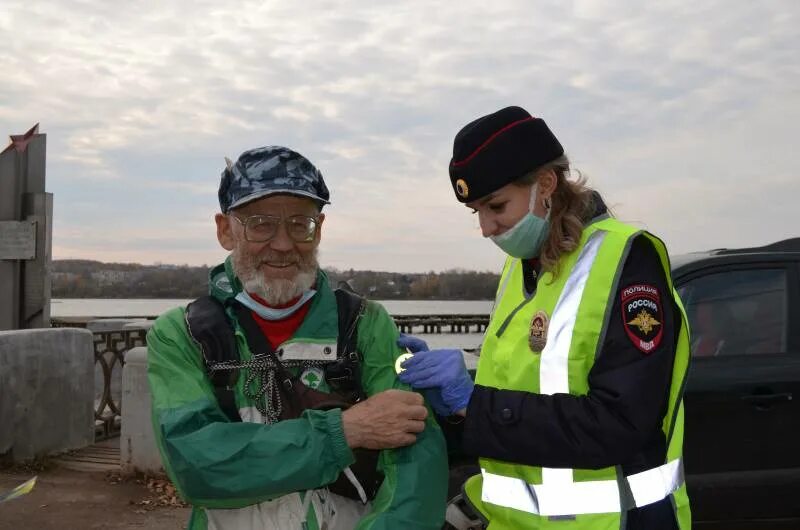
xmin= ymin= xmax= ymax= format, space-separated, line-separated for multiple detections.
xmin=92 ymin=328 xmax=148 ymax=440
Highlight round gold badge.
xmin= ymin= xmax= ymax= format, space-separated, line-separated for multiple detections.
xmin=529 ymin=310 xmax=549 ymax=353
xmin=395 ymin=352 xmax=415 ymax=374
xmin=455 ymin=179 xmax=469 ymax=199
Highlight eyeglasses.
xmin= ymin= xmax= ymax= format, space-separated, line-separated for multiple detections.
xmin=230 ymin=214 xmax=319 ymax=243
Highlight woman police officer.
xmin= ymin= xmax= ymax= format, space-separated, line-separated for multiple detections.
xmin=397 ymin=106 xmax=691 ymax=530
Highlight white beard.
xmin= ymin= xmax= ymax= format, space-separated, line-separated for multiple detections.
xmin=232 ymin=247 xmax=319 ymax=306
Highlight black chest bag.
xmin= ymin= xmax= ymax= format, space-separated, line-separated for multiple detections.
xmin=184 ymin=288 xmax=383 ymax=502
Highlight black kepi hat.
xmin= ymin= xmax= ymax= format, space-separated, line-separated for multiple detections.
xmin=448 ymin=106 xmax=564 ymax=203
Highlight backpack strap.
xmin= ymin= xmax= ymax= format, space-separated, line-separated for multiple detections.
xmin=185 ymin=296 xmax=241 ymax=422
xmin=328 ymin=287 xmax=367 ymax=400
xmin=329 ymin=286 xmax=385 ymax=501
xmin=334 ymin=286 xmax=365 ymax=357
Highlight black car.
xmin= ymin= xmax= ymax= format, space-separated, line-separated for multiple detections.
xmin=444 ymin=237 xmax=800 ymax=530
xmin=675 ymin=237 xmax=800 ymax=529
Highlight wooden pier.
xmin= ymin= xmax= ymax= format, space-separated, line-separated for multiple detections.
xmin=52 ymin=313 xmax=492 ymax=335
xmin=392 ymin=314 xmax=489 ymax=334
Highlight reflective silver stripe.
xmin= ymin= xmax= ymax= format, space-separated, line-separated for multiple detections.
xmin=628 ymin=458 xmax=684 ymax=508
xmin=538 ymin=230 xmax=606 ymax=487
xmin=539 ymin=230 xmax=606 ymax=396
xmin=481 ymin=459 xmax=684 ymax=516
xmin=280 ymin=342 xmax=337 ymax=361
xmin=481 ymin=469 xmax=620 ymax=515
xmin=481 ymin=469 xmax=543 ymax=514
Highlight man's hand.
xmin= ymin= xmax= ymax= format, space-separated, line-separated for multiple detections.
xmin=342 ymin=389 xmax=428 ymax=449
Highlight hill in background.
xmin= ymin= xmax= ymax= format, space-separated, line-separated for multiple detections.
xmin=52 ymin=260 xmax=499 ymax=300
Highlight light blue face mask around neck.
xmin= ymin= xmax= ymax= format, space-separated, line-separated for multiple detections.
xmin=235 ymin=289 xmax=317 ymax=321
xmin=489 ymin=183 xmax=551 ymax=259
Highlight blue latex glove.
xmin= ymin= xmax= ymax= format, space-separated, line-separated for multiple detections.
xmin=422 ymin=389 xmax=451 ymax=417
xmin=398 ymin=349 xmax=474 ymax=415
xmin=396 ymin=335 xmax=450 ymax=414
xmin=397 ymin=333 xmax=429 ymax=353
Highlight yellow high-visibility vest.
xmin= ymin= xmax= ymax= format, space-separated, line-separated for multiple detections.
xmin=465 ymin=217 xmax=692 ymax=529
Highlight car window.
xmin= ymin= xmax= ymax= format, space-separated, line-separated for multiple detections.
xmin=677 ymin=268 xmax=787 ymax=356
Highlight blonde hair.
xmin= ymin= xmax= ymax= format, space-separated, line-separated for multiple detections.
xmin=514 ymin=155 xmax=597 ymax=277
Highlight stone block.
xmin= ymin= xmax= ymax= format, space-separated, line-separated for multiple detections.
xmin=0 ymin=328 xmax=95 ymax=461
xmin=121 ymin=347 xmax=163 ymax=474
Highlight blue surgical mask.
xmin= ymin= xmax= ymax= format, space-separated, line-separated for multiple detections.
xmin=235 ymin=289 xmax=317 ymax=321
xmin=489 ymin=184 xmax=550 ymax=259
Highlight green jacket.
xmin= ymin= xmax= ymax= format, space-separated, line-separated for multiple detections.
xmin=146 ymin=259 xmax=447 ymax=530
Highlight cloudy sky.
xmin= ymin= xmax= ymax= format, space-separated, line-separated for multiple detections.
xmin=1 ymin=0 xmax=797 ymax=273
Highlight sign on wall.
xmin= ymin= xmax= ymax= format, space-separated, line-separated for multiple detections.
xmin=0 ymin=221 xmax=36 ymax=260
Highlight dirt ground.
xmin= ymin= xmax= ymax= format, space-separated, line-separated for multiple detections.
xmin=0 ymin=466 xmax=190 ymax=530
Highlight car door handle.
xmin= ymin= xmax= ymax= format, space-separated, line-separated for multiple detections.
xmin=740 ymin=392 xmax=793 ymax=405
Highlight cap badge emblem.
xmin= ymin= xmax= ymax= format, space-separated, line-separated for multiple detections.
xmin=455 ymin=179 xmax=469 ymax=199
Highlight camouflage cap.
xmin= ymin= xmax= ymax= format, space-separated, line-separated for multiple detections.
xmin=218 ymin=146 xmax=331 ymax=212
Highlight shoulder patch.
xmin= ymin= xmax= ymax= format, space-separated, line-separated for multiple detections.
xmin=620 ymin=283 xmax=663 ymax=354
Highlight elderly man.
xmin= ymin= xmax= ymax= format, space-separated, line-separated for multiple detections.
xmin=146 ymin=146 xmax=447 ymax=530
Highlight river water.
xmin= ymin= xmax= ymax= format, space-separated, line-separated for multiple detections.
xmin=52 ymin=298 xmax=493 ymax=350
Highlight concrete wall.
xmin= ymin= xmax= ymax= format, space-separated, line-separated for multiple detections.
xmin=0 ymin=328 xmax=95 ymax=461
xmin=121 ymin=347 xmax=163 ymax=474
xmin=123 ymin=321 xmax=154 ymax=332
xmin=86 ymin=318 xmax=150 ymax=333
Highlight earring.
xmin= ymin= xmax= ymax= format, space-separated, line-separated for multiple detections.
xmin=544 ymin=197 xmax=552 ymax=210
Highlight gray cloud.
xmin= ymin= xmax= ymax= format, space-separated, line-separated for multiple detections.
xmin=1 ymin=0 xmax=797 ymax=272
